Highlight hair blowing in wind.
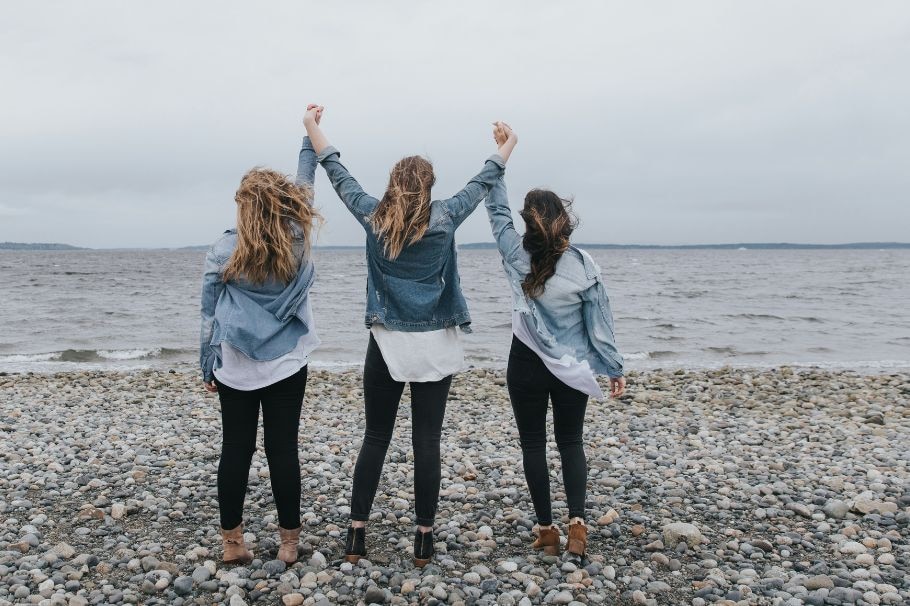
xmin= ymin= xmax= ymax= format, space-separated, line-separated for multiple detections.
xmin=520 ymin=189 xmax=578 ymax=298
xmin=369 ymin=156 xmax=437 ymax=260
xmin=221 ymin=168 xmax=323 ymax=285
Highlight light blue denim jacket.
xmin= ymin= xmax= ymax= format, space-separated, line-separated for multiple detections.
xmin=485 ymin=178 xmax=624 ymax=378
xmin=317 ymin=146 xmax=506 ymax=332
xmin=198 ymin=137 xmax=320 ymax=381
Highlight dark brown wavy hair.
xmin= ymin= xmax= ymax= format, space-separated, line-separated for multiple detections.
xmin=520 ymin=189 xmax=578 ymax=298
xmin=369 ymin=156 xmax=436 ymax=259
xmin=221 ymin=168 xmax=323 ymax=285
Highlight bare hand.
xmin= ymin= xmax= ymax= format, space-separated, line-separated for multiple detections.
xmin=609 ymin=376 xmax=626 ymax=398
xmin=204 ymin=380 xmax=218 ymax=393
xmin=493 ymin=121 xmax=516 ymax=146
xmin=304 ymin=104 xmax=324 ymax=126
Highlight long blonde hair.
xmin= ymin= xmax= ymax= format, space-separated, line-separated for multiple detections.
xmin=221 ymin=168 xmax=323 ymax=285
xmin=369 ymin=156 xmax=436 ymax=259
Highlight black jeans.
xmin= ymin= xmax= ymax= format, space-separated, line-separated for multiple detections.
xmin=350 ymin=335 xmax=451 ymax=527
xmin=216 ymin=367 xmax=307 ymax=530
xmin=507 ymin=336 xmax=589 ymax=525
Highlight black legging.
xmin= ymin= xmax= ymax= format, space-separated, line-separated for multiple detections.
xmin=507 ymin=336 xmax=588 ymax=525
xmin=350 ymin=334 xmax=451 ymax=527
xmin=216 ymin=367 xmax=307 ymax=530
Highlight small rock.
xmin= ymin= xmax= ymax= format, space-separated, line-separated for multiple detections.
xmin=662 ymin=522 xmax=703 ymax=547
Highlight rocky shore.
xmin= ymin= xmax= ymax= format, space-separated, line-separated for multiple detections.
xmin=0 ymin=367 xmax=908 ymax=605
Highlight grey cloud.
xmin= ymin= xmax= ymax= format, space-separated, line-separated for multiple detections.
xmin=1 ymin=0 xmax=908 ymax=248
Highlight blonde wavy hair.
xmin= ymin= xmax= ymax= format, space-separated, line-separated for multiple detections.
xmin=221 ymin=168 xmax=323 ymax=285
xmin=369 ymin=156 xmax=436 ymax=259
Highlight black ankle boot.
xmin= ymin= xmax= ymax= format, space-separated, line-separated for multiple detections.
xmin=344 ymin=527 xmax=366 ymax=563
xmin=413 ymin=529 xmax=434 ymax=567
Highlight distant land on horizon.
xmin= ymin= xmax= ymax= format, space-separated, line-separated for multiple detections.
xmin=2 ymin=241 xmax=910 ymax=251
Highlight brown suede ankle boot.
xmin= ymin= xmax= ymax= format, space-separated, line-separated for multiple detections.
xmin=277 ymin=526 xmax=301 ymax=564
xmin=531 ymin=525 xmax=561 ymax=555
xmin=566 ymin=520 xmax=588 ymax=557
xmin=221 ymin=525 xmax=253 ymax=564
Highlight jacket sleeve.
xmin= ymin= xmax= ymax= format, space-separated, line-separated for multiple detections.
xmin=484 ymin=177 xmax=524 ymax=266
xmin=295 ymin=136 xmax=317 ymax=188
xmin=582 ymin=277 xmax=624 ymax=378
xmin=317 ymin=146 xmax=379 ymax=223
xmin=199 ymin=248 xmax=225 ymax=382
xmin=443 ymin=154 xmax=506 ymax=227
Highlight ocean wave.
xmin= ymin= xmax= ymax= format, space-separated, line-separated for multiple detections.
xmin=96 ymin=348 xmax=162 ymax=360
xmin=623 ymin=350 xmax=676 ymax=360
xmin=0 ymin=352 xmax=62 ymax=363
xmin=0 ymin=348 xmax=191 ymax=364
xmin=724 ymin=313 xmax=786 ymax=321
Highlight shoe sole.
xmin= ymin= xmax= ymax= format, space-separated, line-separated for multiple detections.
xmin=344 ymin=554 xmax=362 ymax=564
xmin=414 ymin=557 xmax=431 ymax=568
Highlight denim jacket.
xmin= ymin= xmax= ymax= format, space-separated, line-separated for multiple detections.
xmin=318 ymin=146 xmax=505 ymax=332
xmin=485 ymin=178 xmax=624 ymax=378
xmin=198 ymin=137 xmax=320 ymax=381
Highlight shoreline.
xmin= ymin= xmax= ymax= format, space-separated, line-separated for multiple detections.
xmin=3 ymin=360 xmax=910 ymax=379
xmin=1 ymin=367 xmax=908 ymax=605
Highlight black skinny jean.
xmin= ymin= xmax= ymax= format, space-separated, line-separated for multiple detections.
xmin=216 ymin=367 xmax=307 ymax=530
xmin=507 ymin=336 xmax=589 ymax=525
xmin=350 ymin=335 xmax=451 ymax=527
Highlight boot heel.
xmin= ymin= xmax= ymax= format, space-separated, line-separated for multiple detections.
xmin=413 ymin=529 xmax=434 ymax=567
xmin=344 ymin=527 xmax=367 ymax=563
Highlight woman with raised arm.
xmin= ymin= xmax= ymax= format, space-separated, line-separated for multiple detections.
xmin=304 ymin=109 xmax=517 ymax=567
xmin=199 ymin=105 xmax=324 ymax=565
xmin=484 ymin=122 xmax=625 ymax=559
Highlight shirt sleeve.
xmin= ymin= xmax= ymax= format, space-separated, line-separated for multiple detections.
xmin=442 ymin=154 xmax=506 ymax=227
xmin=295 ymin=136 xmax=317 ymax=188
xmin=317 ymin=146 xmax=379 ymax=223
xmin=582 ymin=278 xmax=624 ymax=378
xmin=484 ymin=177 xmax=525 ymax=266
xmin=199 ymin=248 xmax=225 ymax=382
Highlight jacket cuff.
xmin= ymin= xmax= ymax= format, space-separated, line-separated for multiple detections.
xmin=301 ymin=136 xmax=314 ymax=151
xmin=487 ymin=154 xmax=506 ymax=169
xmin=318 ymin=145 xmax=340 ymax=163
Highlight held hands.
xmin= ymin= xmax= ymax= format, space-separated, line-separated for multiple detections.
xmin=609 ymin=376 xmax=626 ymax=398
xmin=303 ymin=103 xmax=324 ymax=127
xmin=492 ymin=121 xmax=517 ymax=146
xmin=491 ymin=121 xmax=518 ymax=163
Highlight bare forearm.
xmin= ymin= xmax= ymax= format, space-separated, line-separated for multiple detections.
xmin=497 ymin=136 xmax=517 ymax=163
xmin=304 ymin=120 xmax=330 ymax=155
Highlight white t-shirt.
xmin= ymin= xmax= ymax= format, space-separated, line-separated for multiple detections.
xmin=512 ymin=311 xmax=603 ymax=400
xmin=214 ymin=334 xmax=315 ymax=391
xmin=370 ymin=325 xmax=465 ymax=382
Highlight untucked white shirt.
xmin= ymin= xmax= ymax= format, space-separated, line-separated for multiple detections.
xmin=370 ymin=325 xmax=464 ymax=382
xmin=214 ymin=333 xmax=315 ymax=391
xmin=512 ymin=311 xmax=604 ymax=400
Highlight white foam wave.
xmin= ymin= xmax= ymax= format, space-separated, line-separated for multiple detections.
xmin=96 ymin=348 xmax=161 ymax=360
xmin=0 ymin=352 xmax=62 ymax=362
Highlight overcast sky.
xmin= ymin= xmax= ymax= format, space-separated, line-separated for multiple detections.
xmin=1 ymin=1 xmax=908 ymax=248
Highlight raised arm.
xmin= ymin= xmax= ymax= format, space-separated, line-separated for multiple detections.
xmin=443 ymin=121 xmax=518 ymax=226
xmin=303 ymin=105 xmax=378 ymax=222
xmin=484 ymin=177 xmax=524 ymax=266
xmin=294 ymin=106 xmax=321 ymax=187
xmin=296 ymin=136 xmax=317 ymax=188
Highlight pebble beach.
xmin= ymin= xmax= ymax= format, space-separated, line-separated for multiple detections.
xmin=1 ymin=367 xmax=908 ymax=606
